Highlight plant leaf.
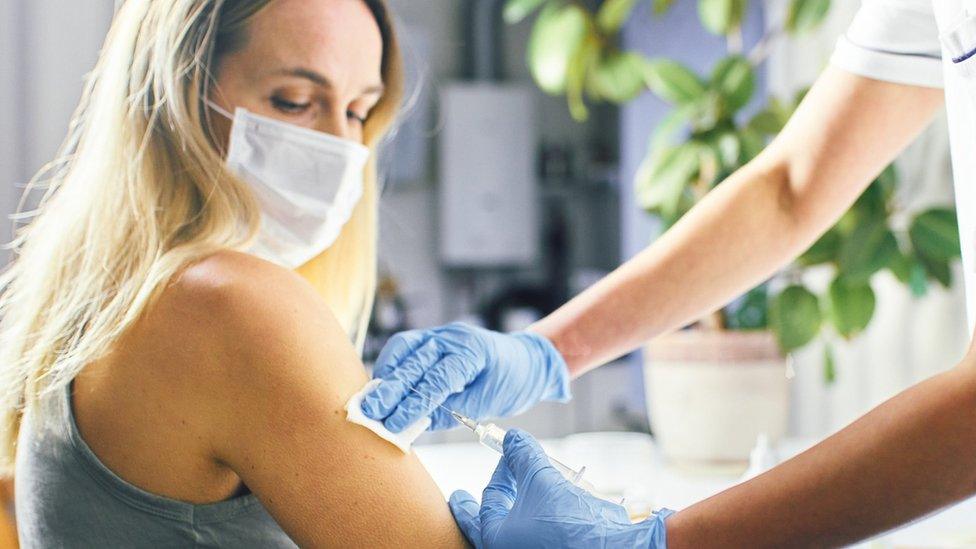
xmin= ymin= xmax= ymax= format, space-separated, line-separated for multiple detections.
xmin=737 ymin=127 xmax=765 ymax=163
xmin=747 ymin=94 xmax=795 ymax=134
xmin=724 ymin=285 xmax=769 ymax=330
xmin=714 ymin=131 xmax=741 ymax=171
xmin=908 ymin=260 xmax=929 ymax=297
xmin=826 ymin=276 xmax=876 ymax=339
xmin=644 ymin=59 xmax=707 ymax=105
xmin=918 ymin=254 xmax=953 ymax=288
xmin=747 ymin=109 xmax=784 ymax=135
xmin=710 ymin=55 xmax=755 ymax=112
xmin=504 ymin=0 xmax=550 ymax=24
xmin=838 ymin=221 xmax=898 ymax=284
xmin=527 ymin=3 xmax=590 ymax=95
xmin=590 ymin=51 xmax=649 ymax=104
xmin=887 ymin=247 xmax=912 ymax=284
xmin=792 ymin=86 xmax=811 ymax=107
xmin=786 ymin=0 xmax=831 ymax=35
xmin=875 ymin=164 xmax=898 ymax=202
xmin=653 ymin=0 xmax=677 ymax=15
xmin=635 ymin=144 xmax=699 ymax=218
xmin=698 ymin=0 xmax=746 ymax=35
xmin=597 ymin=0 xmax=640 ymax=33
xmin=651 ymin=104 xmax=695 ymax=152
xmin=909 ymin=208 xmax=961 ymax=262
xmin=824 ymin=343 xmax=836 ymax=384
xmin=566 ymin=36 xmax=600 ymax=120
xmin=799 ymin=228 xmax=841 ymax=266
xmin=770 ymin=285 xmax=822 ymax=352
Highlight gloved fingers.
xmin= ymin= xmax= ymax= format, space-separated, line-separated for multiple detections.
xmin=480 ymin=457 xmax=516 ymax=541
xmin=502 ymin=429 xmax=561 ymax=488
xmin=413 ymin=354 xmax=481 ymax=399
xmin=381 ymin=353 xmax=469 ymax=432
xmin=382 ymin=353 xmax=479 ymax=432
xmin=361 ymin=338 xmax=440 ymax=425
xmin=448 ymin=491 xmax=483 ymax=549
xmin=385 ymin=355 xmax=481 ymax=431
xmin=371 ymin=329 xmax=427 ymax=380
xmin=600 ymin=501 xmax=633 ymax=525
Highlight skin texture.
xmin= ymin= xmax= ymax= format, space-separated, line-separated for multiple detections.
xmin=72 ymin=1 xmax=465 ymax=546
xmin=529 ymin=68 xmax=976 ymax=544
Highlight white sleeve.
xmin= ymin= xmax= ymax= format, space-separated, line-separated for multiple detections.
xmin=830 ymin=0 xmax=943 ymax=88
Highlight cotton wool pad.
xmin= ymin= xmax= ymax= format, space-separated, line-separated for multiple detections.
xmin=344 ymin=379 xmax=431 ymax=453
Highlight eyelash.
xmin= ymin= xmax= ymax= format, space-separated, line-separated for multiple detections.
xmin=271 ymin=97 xmax=310 ymax=114
xmin=348 ymin=112 xmax=367 ymax=125
xmin=270 ymin=97 xmax=366 ymax=125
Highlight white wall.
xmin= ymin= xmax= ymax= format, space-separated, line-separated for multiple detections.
xmin=0 ymin=0 xmax=22 ymax=266
xmin=0 ymin=0 xmax=114 ymax=265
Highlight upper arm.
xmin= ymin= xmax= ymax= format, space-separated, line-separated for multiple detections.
xmin=194 ymin=256 xmax=464 ymax=548
xmin=756 ymin=0 xmax=944 ymax=228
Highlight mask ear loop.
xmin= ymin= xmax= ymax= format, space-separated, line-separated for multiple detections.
xmin=207 ymin=100 xmax=235 ymax=121
xmin=204 ymin=99 xmax=238 ymax=158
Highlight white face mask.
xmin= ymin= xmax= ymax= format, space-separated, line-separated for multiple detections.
xmin=210 ymin=102 xmax=370 ymax=269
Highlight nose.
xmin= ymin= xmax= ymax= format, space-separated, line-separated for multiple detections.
xmin=315 ymin=109 xmax=352 ymax=141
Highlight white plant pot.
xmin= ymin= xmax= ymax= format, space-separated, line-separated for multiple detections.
xmin=643 ymin=330 xmax=790 ymax=466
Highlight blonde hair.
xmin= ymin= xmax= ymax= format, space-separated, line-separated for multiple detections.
xmin=0 ymin=0 xmax=402 ymax=474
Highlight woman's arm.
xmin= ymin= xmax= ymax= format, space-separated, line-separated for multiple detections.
xmin=666 ymin=341 xmax=976 ymax=547
xmin=532 ymin=67 xmax=945 ymax=375
xmin=185 ymin=254 xmax=465 ymax=548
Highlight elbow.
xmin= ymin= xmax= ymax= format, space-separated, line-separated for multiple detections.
xmin=747 ymin=152 xmax=811 ymax=242
xmin=752 ymin=145 xmax=842 ymax=249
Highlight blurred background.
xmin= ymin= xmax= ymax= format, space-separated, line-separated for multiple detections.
xmin=0 ymin=0 xmax=968 ymax=449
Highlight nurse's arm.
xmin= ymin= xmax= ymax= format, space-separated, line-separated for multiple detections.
xmin=530 ymin=67 xmax=945 ymax=375
xmin=666 ymin=340 xmax=976 ymax=546
xmin=181 ymin=254 xmax=466 ymax=548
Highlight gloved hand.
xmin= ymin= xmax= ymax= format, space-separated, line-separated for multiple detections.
xmin=360 ymin=323 xmax=571 ymax=432
xmin=448 ymin=429 xmax=674 ymax=549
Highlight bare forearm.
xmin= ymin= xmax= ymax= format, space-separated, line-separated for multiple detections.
xmin=667 ymin=357 xmax=976 ymax=547
xmin=532 ymin=160 xmax=812 ymax=374
xmin=530 ymin=69 xmax=943 ymax=375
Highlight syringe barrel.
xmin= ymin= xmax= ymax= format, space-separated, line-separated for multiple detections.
xmin=476 ymin=423 xmax=507 ymax=454
xmin=475 ymin=423 xmax=621 ymax=505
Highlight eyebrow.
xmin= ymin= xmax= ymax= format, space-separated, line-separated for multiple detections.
xmin=271 ymin=67 xmax=385 ymax=95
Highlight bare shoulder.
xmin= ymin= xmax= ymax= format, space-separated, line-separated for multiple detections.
xmin=164 ymin=249 xmax=321 ymax=335
xmin=72 ymin=250 xmax=369 ymax=505
xmin=128 ymin=248 xmax=371 ymax=463
xmin=151 ymin=248 xmax=363 ymax=392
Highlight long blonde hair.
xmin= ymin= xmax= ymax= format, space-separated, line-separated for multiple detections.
xmin=0 ymin=0 xmax=402 ymax=474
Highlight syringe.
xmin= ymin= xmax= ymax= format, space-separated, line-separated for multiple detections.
xmin=407 ymin=387 xmax=608 ymax=499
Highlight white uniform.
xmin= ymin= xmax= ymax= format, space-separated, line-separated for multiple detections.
xmin=831 ymin=0 xmax=976 ymax=331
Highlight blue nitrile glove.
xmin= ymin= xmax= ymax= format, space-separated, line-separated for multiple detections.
xmin=448 ymin=429 xmax=674 ymax=549
xmin=361 ymin=323 xmax=571 ymax=433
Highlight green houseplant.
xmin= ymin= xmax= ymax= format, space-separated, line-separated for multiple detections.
xmin=506 ymin=0 xmax=962 ymax=380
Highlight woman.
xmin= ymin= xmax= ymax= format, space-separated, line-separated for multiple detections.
xmin=0 ymin=0 xmax=465 ymax=546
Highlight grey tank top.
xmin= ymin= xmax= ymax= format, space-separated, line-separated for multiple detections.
xmin=14 ymin=382 xmax=298 ymax=548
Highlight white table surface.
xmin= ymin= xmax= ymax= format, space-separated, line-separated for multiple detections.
xmin=414 ymin=432 xmax=976 ymax=548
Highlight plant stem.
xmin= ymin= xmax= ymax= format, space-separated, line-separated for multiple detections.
xmin=747 ymin=25 xmax=784 ymax=65
xmin=727 ymin=26 xmax=743 ymax=55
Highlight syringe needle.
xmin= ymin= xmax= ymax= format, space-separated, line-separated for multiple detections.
xmin=406 ymin=386 xmax=454 ymax=413
xmin=403 ymin=387 xmax=479 ymax=431
xmin=548 ymin=455 xmax=585 ymax=484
